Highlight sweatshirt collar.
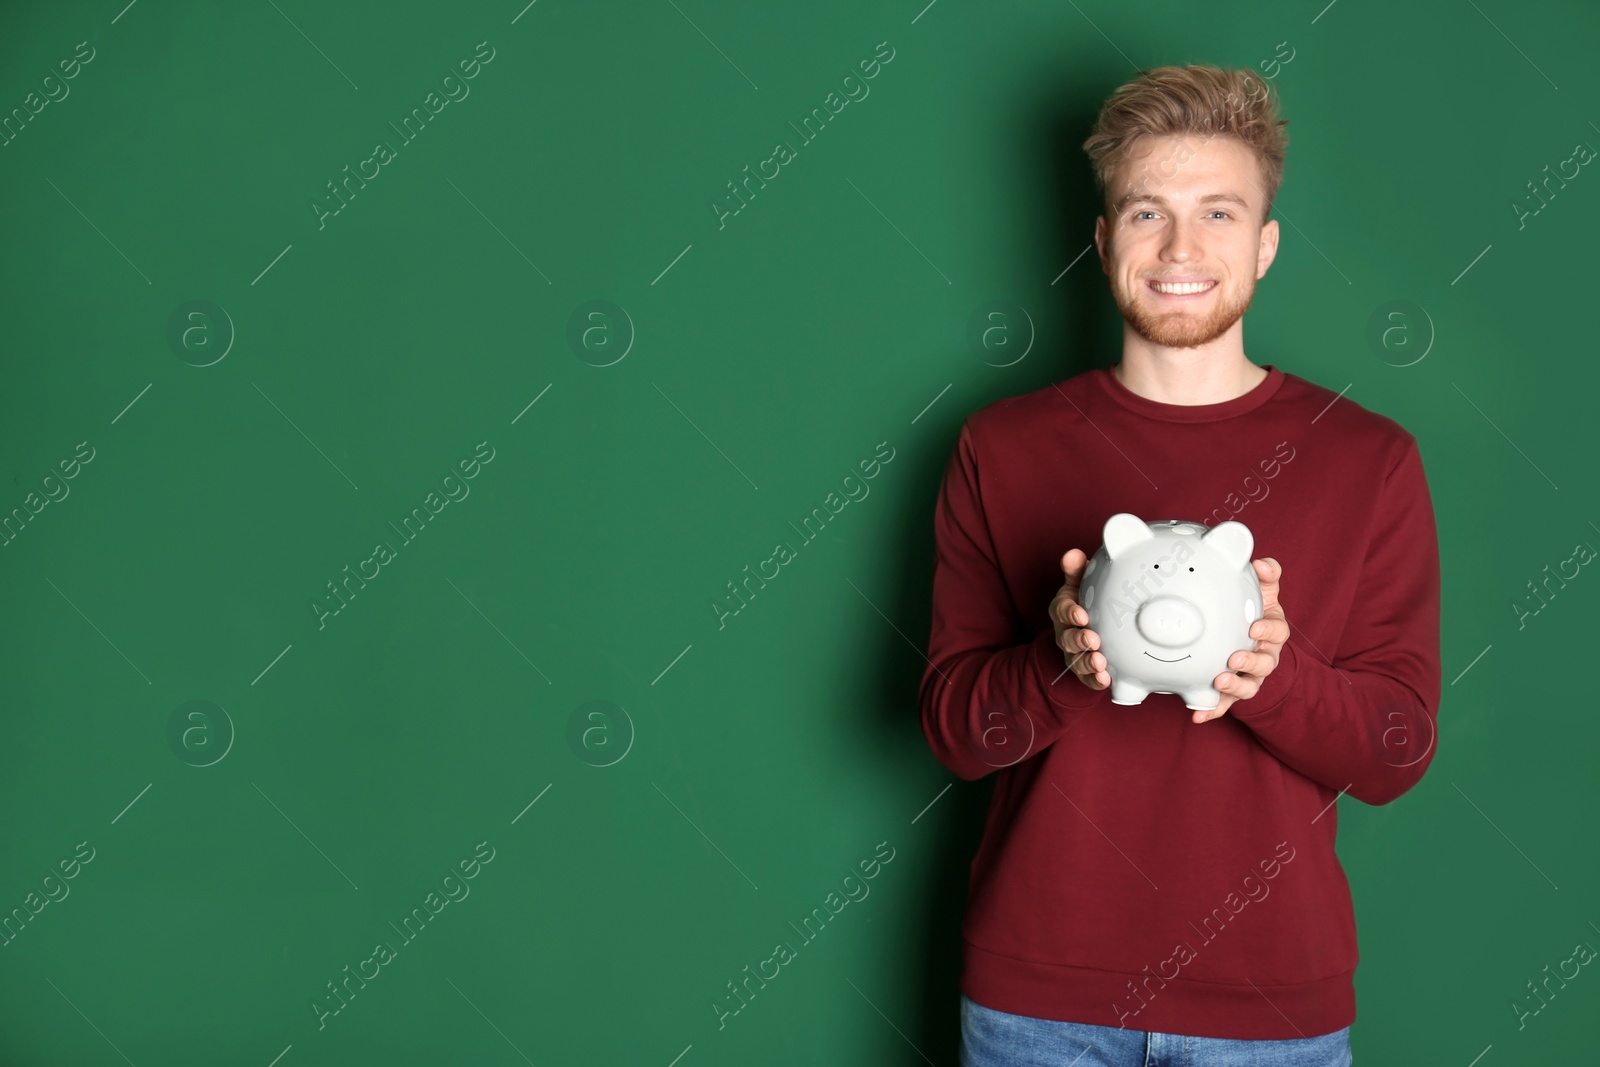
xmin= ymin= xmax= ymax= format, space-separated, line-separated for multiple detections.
xmin=1093 ymin=363 xmax=1285 ymax=423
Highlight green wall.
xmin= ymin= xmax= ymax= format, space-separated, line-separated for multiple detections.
xmin=2 ymin=0 xmax=1596 ymax=1063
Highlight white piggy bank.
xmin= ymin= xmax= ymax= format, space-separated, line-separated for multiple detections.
xmin=1078 ymin=514 xmax=1263 ymax=711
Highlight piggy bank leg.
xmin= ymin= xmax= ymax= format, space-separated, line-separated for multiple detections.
xmin=1109 ymin=677 xmax=1150 ymax=705
xmin=1182 ymin=687 xmax=1222 ymax=711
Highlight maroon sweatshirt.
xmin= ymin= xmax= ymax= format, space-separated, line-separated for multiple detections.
xmin=920 ymin=363 xmax=1441 ymax=1040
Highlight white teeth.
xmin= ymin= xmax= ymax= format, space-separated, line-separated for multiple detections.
xmin=1151 ymin=281 xmax=1214 ymax=294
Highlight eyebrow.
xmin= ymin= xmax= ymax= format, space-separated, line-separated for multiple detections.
xmin=1113 ymin=192 xmax=1252 ymax=213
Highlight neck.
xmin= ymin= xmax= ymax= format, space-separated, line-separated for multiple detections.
xmin=1112 ymin=340 xmax=1267 ymax=406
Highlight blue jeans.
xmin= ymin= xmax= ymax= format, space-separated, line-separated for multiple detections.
xmin=961 ymin=994 xmax=1352 ymax=1066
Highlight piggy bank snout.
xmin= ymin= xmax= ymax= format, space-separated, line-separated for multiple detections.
xmin=1135 ymin=596 xmax=1204 ymax=648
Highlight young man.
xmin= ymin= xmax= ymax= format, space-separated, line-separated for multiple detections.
xmin=920 ymin=65 xmax=1441 ymax=1066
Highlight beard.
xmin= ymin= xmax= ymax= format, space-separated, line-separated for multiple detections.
xmin=1112 ymin=273 xmax=1257 ymax=349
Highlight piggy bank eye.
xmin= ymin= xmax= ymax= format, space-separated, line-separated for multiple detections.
xmin=1188 ymin=567 xmax=1194 ymax=572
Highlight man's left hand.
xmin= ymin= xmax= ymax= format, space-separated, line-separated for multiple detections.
xmin=1193 ymin=557 xmax=1290 ymax=724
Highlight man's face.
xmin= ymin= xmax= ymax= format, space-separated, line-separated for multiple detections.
xmin=1094 ymin=134 xmax=1279 ymax=351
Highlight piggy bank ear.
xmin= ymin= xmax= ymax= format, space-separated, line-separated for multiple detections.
xmin=1201 ymin=521 xmax=1254 ymax=571
xmin=1103 ymin=513 xmax=1154 ymax=560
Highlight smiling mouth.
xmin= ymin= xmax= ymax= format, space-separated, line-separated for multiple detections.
xmin=1147 ymin=279 xmax=1217 ymax=297
xmin=1143 ymin=652 xmax=1193 ymax=663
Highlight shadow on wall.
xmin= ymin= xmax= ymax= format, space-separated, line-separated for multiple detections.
xmin=864 ymin=82 xmax=1124 ymax=1064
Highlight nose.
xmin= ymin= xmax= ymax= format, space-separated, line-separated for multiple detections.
xmin=1136 ymin=596 xmax=1204 ymax=648
xmin=1162 ymin=216 xmax=1199 ymax=262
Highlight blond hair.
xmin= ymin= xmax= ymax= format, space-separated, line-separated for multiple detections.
xmin=1082 ymin=65 xmax=1289 ymax=223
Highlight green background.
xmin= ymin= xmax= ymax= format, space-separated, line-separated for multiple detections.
xmin=2 ymin=0 xmax=1596 ymax=1063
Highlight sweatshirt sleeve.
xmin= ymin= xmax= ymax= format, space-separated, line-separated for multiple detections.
xmin=919 ymin=420 xmax=1109 ymax=781
xmin=1226 ymin=435 xmax=1442 ymax=806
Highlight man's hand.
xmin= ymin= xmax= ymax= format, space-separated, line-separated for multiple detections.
xmin=1049 ymin=549 xmax=1110 ymax=690
xmin=1193 ymin=557 xmax=1290 ymax=724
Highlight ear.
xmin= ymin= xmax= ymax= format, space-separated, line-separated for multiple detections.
xmin=1201 ymin=520 xmax=1254 ymax=570
xmin=1255 ymin=217 xmax=1280 ymax=279
xmin=1103 ymin=513 xmax=1153 ymax=560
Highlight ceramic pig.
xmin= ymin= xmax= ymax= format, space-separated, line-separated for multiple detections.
xmin=1077 ymin=513 xmax=1263 ymax=710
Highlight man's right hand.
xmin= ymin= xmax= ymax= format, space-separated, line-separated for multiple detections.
xmin=1050 ymin=549 xmax=1110 ymax=690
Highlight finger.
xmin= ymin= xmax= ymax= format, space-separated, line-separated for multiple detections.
xmin=1059 ymin=626 xmax=1099 ymax=655
xmin=1060 ymin=550 xmax=1087 ymax=597
xmin=1214 ymin=671 xmax=1262 ymax=700
xmin=1062 ymin=644 xmax=1101 ymax=671
xmin=1247 ymin=617 xmax=1290 ymax=645
xmin=1193 ymin=694 xmax=1228 ymax=723
xmin=1226 ymin=650 xmax=1266 ymax=675
xmin=1256 ymin=559 xmax=1282 ymax=603
xmin=1065 ymin=647 xmax=1107 ymax=680
xmin=1052 ymin=598 xmax=1090 ymax=630
xmin=1074 ymin=658 xmax=1110 ymax=689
